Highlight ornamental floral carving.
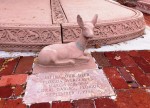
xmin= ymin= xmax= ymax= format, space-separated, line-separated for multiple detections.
xmin=51 ymin=0 xmax=68 ymax=23
xmin=87 ymin=29 xmax=144 ymax=47
xmin=62 ymin=18 xmax=144 ymax=42
xmin=0 ymin=28 xmax=61 ymax=44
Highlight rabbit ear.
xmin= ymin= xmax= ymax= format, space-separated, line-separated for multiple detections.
xmin=92 ymin=14 xmax=98 ymax=26
xmin=77 ymin=15 xmax=84 ymax=28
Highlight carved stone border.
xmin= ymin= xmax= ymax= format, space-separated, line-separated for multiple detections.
xmin=50 ymin=0 xmax=68 ymax=24
xmin=87 ymin=29 xmax=144 ymax=47
xmin=136 ymin=1 xmax=150 ymax=14
xmin=0 ymin=25 xmax=61 ymax=51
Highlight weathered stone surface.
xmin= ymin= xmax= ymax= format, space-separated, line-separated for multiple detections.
xmin=0 ymin=0 xmax=52 ymax=25
xmin=60 ymin=0 xmax=137 ymax=22
xmin=23 ymin=69 xmax=115 ymax=104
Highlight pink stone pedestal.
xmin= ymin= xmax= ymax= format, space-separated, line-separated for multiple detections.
xmin=23 ymin=69 xmax=115 ymax=104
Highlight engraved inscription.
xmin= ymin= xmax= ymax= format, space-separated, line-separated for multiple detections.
xmin=36 ymin=73 xmax=97 ymax=97
xmin=23 ymin=69 xmax=115 ymax=104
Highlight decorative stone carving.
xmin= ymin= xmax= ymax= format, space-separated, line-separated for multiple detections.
xmin=0 ymin=27 xmax=60 ymax=45
xmin=0 ymin=28 xmax=61 ymax=44
xmin=87 ymin=29 xmax=144 ymax=47
xmin=136 ymin=0 xmax=150 ymax=14
xmin=0 ymin=24 xmax=61 ymax=51
xmin=63 ymin=27 xmax=81 ymax=41
xmin=51 ymin=0 xmax=68 ymax=23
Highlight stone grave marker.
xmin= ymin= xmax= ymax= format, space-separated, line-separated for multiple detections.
xmin=23 ymin=69 xmax=115 ymax=104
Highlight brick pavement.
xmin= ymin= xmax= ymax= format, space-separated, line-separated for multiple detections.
xmin=0 ymin=50 xmax=150 ymax=108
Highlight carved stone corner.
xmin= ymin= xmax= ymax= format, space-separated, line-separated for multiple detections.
xmin=51 ymin=0 xmax=68 ymax=24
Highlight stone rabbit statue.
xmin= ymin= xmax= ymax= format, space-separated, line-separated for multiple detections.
xmin=36 ymin=14 xmax=98 ymax=66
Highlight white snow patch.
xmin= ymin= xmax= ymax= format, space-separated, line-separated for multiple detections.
xmin=110 ymin=95 xmax=117 ymax=100
xmin=146 ymin=89 xmax=150 ymax=93
xmin=0 ymin=51 xmax=38 ymax=58
xmin=107 ymin=0 xmax=120 ymax=4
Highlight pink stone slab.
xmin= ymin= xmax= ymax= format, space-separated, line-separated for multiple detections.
xmin=33 ymin=55 xmax=97 ymax=73
xmin=60 ymin=0 xmax=135 ymax=22
xmin=23 ymin=69 xmax=115 ymax=104
xmin=0 ymin=0 xmax=52 ymax=25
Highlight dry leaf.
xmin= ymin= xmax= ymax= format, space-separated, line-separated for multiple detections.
xmin=114 ymin=56 xmax=121 ymax=60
